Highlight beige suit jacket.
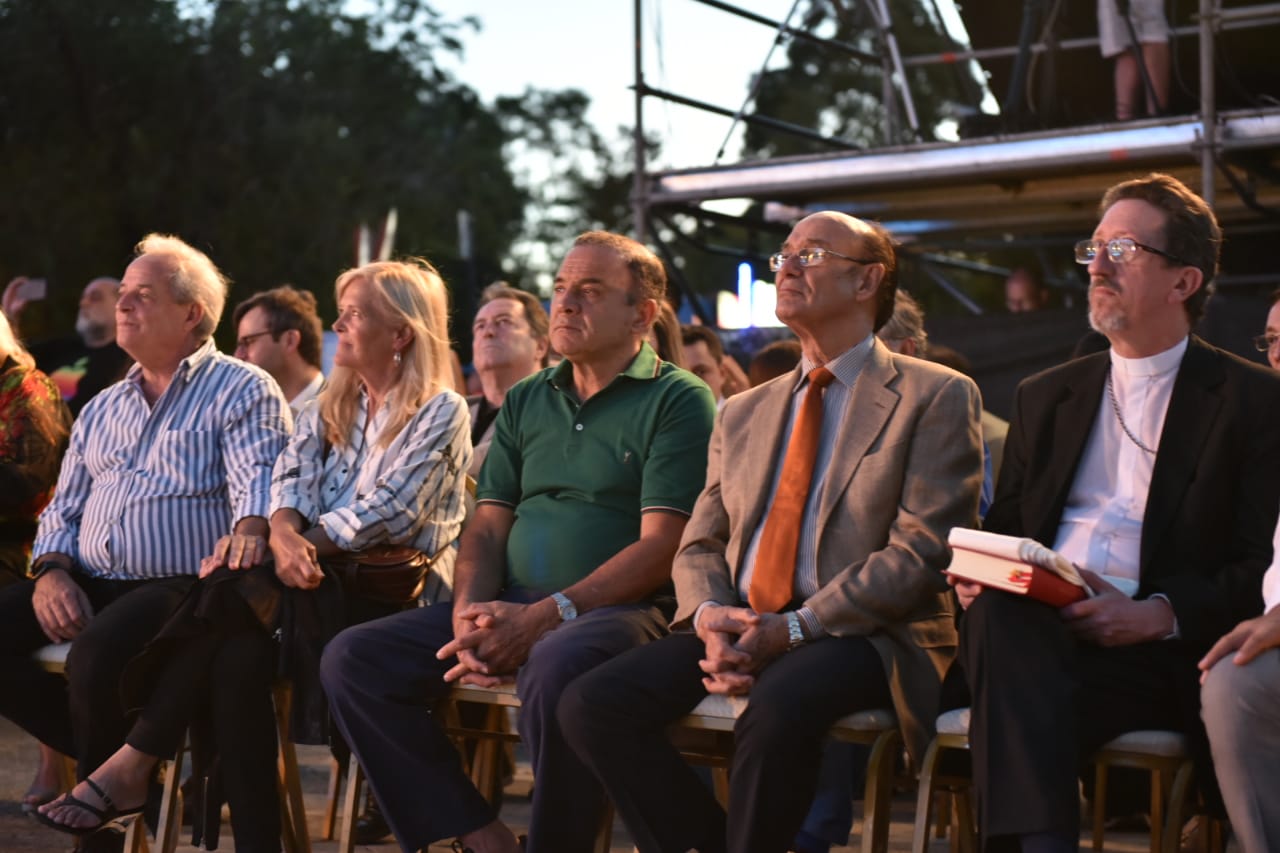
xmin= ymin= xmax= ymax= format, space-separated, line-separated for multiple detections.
xmin=671 ymin=338 xmax=983 ymax=761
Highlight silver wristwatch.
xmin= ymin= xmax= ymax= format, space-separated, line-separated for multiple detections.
xmin=785 ymin=611 xmax=805 ymax=650
xmin=551 ymin=591 xmax=578 ymax=622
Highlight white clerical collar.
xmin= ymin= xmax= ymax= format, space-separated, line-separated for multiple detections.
xmin=1109 ymin=337 xmax=1188 ymax=379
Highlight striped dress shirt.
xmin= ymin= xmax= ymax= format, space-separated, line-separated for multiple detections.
xmin=735 ymin=334 xmax=873 ymax=635
xmin=271 ymin=387 xmax=472 ymax=589
xmin=33 ymin=339 xmax=291 ymax=580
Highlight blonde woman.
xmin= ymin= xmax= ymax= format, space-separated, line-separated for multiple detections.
xmin=38 ymin=260 xmax=470 ymax=852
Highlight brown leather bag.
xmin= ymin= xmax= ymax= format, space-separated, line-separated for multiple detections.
xmin=323 ymin=544 xmax=431 ymax=605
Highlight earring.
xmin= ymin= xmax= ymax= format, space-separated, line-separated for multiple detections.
xmin=394 ymin=351 xmax=402 ymax=365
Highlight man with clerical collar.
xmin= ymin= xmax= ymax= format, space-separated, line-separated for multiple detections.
xmin=949 ymin=173 xmax=1280 ymax=853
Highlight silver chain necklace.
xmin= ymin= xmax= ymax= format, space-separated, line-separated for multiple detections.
xmin=1106 ymin=368 xmax=1157 ymax=454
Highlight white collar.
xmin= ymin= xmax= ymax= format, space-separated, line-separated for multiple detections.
xmin=1109 ymin=337 xmax=1188 ymax=380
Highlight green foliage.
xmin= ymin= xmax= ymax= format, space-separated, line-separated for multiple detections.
xmin=493 ymin=88 xmax=660 ymax=290
xmin=742 ymin=0 xmax=989 ymax=158
xmin=0 ymin=0 xmax=524 ymax=343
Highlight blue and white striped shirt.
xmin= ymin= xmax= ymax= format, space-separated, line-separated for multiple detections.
xmin=33 ymin=340 xmax=291 ymax=580
xmin=271 ymin=388 xmax=471 ymax=589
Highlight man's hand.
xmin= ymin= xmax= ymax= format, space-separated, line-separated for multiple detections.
xmin=2 ymin=276 xmax=34 ymax=322
xmin=1061 ymin=569 xmax=1173 ymax=646
xmin=270 ymin=527 xmax=323 ymax=590
xmin=946 ymin=574 xmax=983 ymax=610
xmin=695 ymin=606 xmax=757 ymax=694
xmin=438 ymin=598 xmax=560 ymax=681
xmin=199 ymin=533 xmax=268 ymax=577
xmin=695 ymin=606 xmax=791 ymax=695
xmin=31 ymin=570 xmax=94 ymax=642
xmin=1199 ymin=607 xmax=1280 ymax=682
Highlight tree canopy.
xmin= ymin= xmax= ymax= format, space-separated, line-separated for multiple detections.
xmin=0 ymin=0 xmax=532 ymax=344
xmin=741 ymin=0 xmax=992 ymax=158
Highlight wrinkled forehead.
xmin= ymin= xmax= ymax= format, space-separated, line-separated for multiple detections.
xmin=122 ymin=254 xmax=175 ymax=290
xmin=476 ymin=297 xmax=526 ymax=323
xmin=783 ymin=212 xmax=869 ymax=251
xmin=83 ymin=278 xmax=120 ymax=301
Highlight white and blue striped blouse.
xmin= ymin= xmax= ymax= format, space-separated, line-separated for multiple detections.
xmin=271 ymin=388 xmax=472 ymax=589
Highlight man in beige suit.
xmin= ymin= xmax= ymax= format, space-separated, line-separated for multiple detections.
xmin=560 ymin=211 xmax=984 ymax=853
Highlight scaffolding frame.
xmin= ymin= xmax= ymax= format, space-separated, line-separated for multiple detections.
xmin=630 ymin=0 xmax=1280 ymax=291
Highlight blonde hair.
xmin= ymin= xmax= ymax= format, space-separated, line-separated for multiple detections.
xmin=135 ymin=233 xmax=229 ymax=340
xmin=0 ymin=310 xmax=68 ymax=450
xmin=320 ymin=259 xmax=453 ymax=450
xmin=0 ymin=310 xmax=35 ymax=369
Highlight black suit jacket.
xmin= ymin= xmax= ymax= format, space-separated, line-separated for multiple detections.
xmin=984 ymin=336 xmax=1280 ymax=656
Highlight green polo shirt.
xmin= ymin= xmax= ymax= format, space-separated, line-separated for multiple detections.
xmin=476 ymin=342 xmax=716 ymax=594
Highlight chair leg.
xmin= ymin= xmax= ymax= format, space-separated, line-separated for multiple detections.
xmin=125 ymin=817 xmax=151 ymax=853
xmin=1149 ymin=767 xmax=1165 ymax=853
xmin=153 ymin=742 xmax=187 ymax=853
xmin=592 ymin=800 xmax=615 ymax=853
xmin=274 ymin=685 xmax=312 ymax=853
xmin=860 ymin=729 xmax=899 ymax=853
xmin=56 ymin=753 xmax=77 ymax=793
xmin=1092 ymin=760 xmax=1108 ymax=851
xmin=953 ymin=789 xmax=977 ymax=853
xmin=935 ymin=789 xmax=952 ymax=840
xmin=711 ymin=766 xmax=730 ymax=809
xmin=911 ymin=737 xmax=943 ymax=853
xmin=337 ymin=758 xmax=363 ymax=853
xmin=1160 ymin=761 xmax=1195 ymax=853
xmin=321 ymin=756 xmax=341 ymax=840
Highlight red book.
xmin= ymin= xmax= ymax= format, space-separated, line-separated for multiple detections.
xmin=945 ymin=528 xmax=1090 ymax=608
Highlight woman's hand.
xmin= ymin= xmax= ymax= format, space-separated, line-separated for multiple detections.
xmin=270 ymin=526 xmax=323 ymax=590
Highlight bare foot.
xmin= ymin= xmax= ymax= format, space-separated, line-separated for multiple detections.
xmin=23 ymin=743 xmax=64 ymax=808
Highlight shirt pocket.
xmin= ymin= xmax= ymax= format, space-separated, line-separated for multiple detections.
xmin=148 ymin=429 xmax=222 ymax=495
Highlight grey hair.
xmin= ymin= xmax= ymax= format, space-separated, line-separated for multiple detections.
xmin=134 ymin=234 xmax=229 ymax=340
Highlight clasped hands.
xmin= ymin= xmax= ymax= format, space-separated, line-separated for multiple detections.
xmin=695 ymin=605 xmax=790 ymax=696
xmin=438 ymin=598 xmax=560 ymax=687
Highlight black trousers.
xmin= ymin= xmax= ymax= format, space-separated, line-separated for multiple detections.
xmin=558 ymin=631 xmax=893 ymax=853
xmin=321 ymin=597 xmax=667 ymax=853
xmin=127 ymin=619 xmax=281 ymax=853
xmin=0 ymin=573 xmax=195 ymax=778
xmin=959 ymin=590 xmax=1192 ymax=849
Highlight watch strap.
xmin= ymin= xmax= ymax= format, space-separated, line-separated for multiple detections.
xmin=551 ymin=591 xmax=578 ymax=622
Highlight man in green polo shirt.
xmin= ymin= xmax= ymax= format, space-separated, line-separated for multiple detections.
xmin=321 ymin=230 xmax=716 ymax=853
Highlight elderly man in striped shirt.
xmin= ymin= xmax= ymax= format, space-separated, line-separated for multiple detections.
xmin=0 ymin=234 xmax=290 ymax=852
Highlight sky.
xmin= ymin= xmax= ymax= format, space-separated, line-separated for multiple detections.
xmin=427 ymin=0 xmax=790 ymax=171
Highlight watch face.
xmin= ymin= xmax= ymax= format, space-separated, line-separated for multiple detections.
xmin=553 ymin=592 xmax=576 ymax=620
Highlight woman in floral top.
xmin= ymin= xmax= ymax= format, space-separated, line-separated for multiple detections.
xmin=0 ymin=309 xmax=70 ymax=584
xmin=0 ymin=308 xmax=71 ymax=814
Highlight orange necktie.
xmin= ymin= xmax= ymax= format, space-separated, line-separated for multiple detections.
xmin=749 ymin=366 xmax=835 ymax=614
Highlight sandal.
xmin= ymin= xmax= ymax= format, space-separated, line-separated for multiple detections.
xmin=31 ymin=777 xmax=144 ymax=837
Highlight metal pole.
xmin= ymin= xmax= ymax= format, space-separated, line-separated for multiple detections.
xmin=632 ymin=0 xmax=648 ymax=241
xmin=1198 ymin=0 xmax=1216 ymax=207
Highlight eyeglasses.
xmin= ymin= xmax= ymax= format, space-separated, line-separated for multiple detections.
xmin=768 ymin=247 xmax=877 ymax=272
xmin=235 ymin=330 xmax=274 ymax=351
xmin=1074 ymin=237 xmax=1191 ymax=267
xmin=1253 ymin=333 xmax=1280 ymax=352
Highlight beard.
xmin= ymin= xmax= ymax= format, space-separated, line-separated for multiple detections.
xmin=75 ymin=313 xmax=110 ymax=344
xmin=1087 ymin=283 xmax=1127 ymax=335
